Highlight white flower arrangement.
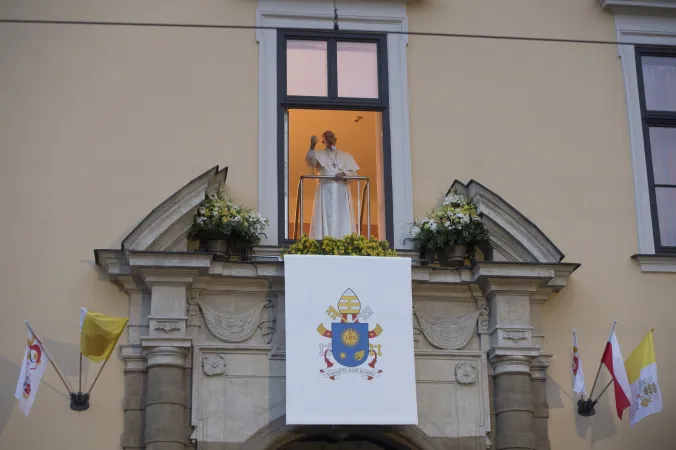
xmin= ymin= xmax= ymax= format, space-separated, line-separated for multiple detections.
xmin=188 ymin=192 xmax=269 ymax=245
xmin=410 ymin=191 xmax=488 ymax=253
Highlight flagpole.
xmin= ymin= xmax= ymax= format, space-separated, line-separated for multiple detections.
xmin=78 ymin=353 xmax=83 ymax=393
xmin=594 ymin=379 xmax=614 ymax=402
xmin=87 ymin=356 xmax=110 ymax=395
xmin=24 ymin=321 xmax=73 ymax=395
xmin=588 ymin=320 xmax=617 ymax=399
xmin=87 ymin=330 xmax=124 ymax=395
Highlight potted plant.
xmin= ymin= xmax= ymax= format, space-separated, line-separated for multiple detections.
xmin=188 ymin=192 xmax=269 ymax=260
xmin=284 ymin=234 xmax=398 ymax=257
xmin=410 ymin=191 xmax=488 ymax=267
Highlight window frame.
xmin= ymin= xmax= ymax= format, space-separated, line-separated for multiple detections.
xmin=276 ymin=29 xmax=394 ymax=246
xmin=635 ymin=45 xmax=676 ymax=254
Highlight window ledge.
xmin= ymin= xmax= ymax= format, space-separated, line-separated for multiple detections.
xmin=631 ymin=254 xmax=676 ymax=273
xmin=600 ymin=0 xmax=676 ymax=16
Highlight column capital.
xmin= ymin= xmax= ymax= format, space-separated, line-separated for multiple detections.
xmin=489 ymin=354 xmax=535 ymax=376
xmin=142 ymin=337 xmax=192 ymax=368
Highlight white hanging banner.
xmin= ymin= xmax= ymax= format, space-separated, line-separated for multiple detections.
xmin=284 ymin=255 xmax=418 ymax=425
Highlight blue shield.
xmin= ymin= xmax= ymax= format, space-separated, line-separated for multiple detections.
xmin=331 ymin=322 xmax=369 ymax=368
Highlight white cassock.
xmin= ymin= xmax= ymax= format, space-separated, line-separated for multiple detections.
xmin=305 ymin=147 xmax=360 ymax=239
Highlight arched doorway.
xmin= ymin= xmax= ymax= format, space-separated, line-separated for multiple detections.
xmin=235 ymin=416 xmax=442 ymax=450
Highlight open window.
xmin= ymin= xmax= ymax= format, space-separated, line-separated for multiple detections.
xmin=277 ymin=30 xmax=392 ymax=244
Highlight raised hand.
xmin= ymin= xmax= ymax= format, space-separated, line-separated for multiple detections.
xmin=310 ymin=135 xmax=318 ymax=150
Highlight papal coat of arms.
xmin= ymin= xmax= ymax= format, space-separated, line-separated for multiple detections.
xmin=316 ymin=288 xmax=383 ymax=380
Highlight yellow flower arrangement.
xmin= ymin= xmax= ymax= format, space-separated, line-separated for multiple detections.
xmin=284 ymin=234 xmax=397 ymax=257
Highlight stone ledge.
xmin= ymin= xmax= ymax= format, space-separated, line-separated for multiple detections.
xmin=600 ymin=0 xmax=676 ymax=16
xmin=631 ymin=254 xmax=676 ymax=273
xmin=96 ymin=249 xmax=579 ymax=295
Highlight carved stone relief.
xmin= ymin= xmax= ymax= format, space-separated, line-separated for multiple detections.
xmin=454 ymin=362 xmax=478 ymax=385
xmin=198 ymin=294 xmax=276 ymax=344
xmin=477 ymin=304 xmax=490 ymax=333
xmin=153 ymin=320 xmax=181 ymax=333
xmin=502 ymin=330 xmax=528 ymax=343
xmin=187 ymin=291 xmax=201 ymax=326
xmin=202 ymin=354 xmax=226 ymax=376
xmin=412 ymin=306 xmax=480 ymax=350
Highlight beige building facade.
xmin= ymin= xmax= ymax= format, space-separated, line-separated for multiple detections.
xmin=0 ymin=1 xmax=674 ymax=449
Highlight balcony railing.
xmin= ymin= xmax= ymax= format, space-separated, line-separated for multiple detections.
xmin=293 ymin=175 xmax=371 ymax=240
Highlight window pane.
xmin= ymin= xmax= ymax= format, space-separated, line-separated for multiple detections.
xmin=648 ymin=127 xmax=676 ymax=185
xmin=287 ymin=40 xmax=328 ymax=97
xmin=337 ymin=42 xmax=378 ymax=99
xmin=641 ymin=56 xmax=676 ymax=112
xmin=655 ymin=187 xmax=676 ymax=247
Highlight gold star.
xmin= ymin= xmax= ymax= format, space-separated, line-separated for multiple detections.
xmin=339 ymin=352 xmax=347 ymax=359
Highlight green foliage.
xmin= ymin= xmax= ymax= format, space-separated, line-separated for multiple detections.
xmin=188 ymin=192 xmax=269 ymax=246
xmin=284 ymin=234 xmax=398 ymax=257
xmin=410 ymin=191 xmax=489 ymax=253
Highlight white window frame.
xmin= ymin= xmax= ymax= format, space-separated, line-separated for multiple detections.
xmin=612 ymin=13 xmax=676 ymax=272
xmin=256 ymin=0 xmax=413 ymax=248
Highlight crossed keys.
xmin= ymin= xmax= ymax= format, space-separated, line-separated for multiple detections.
xmin=369 ymin=344 xmax=382 ymax=356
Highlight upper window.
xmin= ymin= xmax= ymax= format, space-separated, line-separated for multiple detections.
xmin=277 ymin=31 xmax=392 ymax=245
xmin=280 ymin=32 xmax=386 ymax=104
xmin=636 ymin=48 xmax=676 ymax=253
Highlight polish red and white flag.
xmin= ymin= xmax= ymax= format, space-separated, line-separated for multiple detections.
xmin=601 ymin=321 xmax=632 ymax=419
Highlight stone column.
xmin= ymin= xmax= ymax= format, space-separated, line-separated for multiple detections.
xmin=480 ymin=278 xmax=541 ymax=450
xmin=141 ymin=270 xmax=195 ymax=450
xmin=143 ymin=341 xmax=191 ymax=450
xmin=491 ymin=355 xmax=537 ymax=450
xmin=530 ymin=355 xmax=552 ymax=450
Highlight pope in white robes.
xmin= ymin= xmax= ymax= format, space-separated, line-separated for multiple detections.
xmin=305 ymin=131 xmax=360 ymax=240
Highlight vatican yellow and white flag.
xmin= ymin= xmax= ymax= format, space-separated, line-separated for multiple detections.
xmin=80 ymin=307 xmax=128 ymax=362
xmin=14 ymin=322 xmax=49 ymax=416
xmin=624 ymin=329 xmax=662 ymax=426
xmin=284 ymin=255 xmax=418 ymax=425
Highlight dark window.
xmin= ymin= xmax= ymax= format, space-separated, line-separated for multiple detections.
xmin=277 ymin=30 xmax=393 ymax=245
xmin=636 ymin=47 xmax=676 ymax=253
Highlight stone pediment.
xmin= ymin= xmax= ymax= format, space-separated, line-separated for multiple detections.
xmin=121 ymin=165 xmax=227 ymax=252
xmin=448 ymin=180 xmax=564 ymax=264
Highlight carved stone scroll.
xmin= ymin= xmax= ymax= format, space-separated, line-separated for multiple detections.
xmin=198 ymin=296 xmax=276 ymax=344
xmin=412 ymin=307 xmax=480 ymax=350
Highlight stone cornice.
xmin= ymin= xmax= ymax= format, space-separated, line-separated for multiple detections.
xmin=600 ymin=0 xmax=676 ymax=16
xmin=96 ymin=250 xmax=579 ymax=301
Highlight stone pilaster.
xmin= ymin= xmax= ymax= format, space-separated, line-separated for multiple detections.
xmin=143 ymin=339 xmax=191 ymax=450
xmin=530 ymin=355 xmax=551 ymax=450
xmin=121 ymin=345 xmax=147 ymax=450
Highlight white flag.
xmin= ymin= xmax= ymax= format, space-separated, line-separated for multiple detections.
xmin=14 ymin=324 xmax=49 ymax=416
xmin=572 ymin=329 xmax=586 ymax=396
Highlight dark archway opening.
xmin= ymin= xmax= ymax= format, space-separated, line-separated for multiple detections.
xmin=277 ymin=428 xmax=416 ymax=450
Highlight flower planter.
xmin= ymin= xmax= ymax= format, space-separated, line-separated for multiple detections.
xmin=436 ymin=245 xmax=467 ymax=267
xmin=206 ymin=238 xmax=228 ymax=256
